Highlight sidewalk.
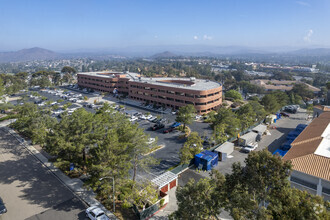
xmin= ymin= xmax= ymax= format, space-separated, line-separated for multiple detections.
xmin=4 ymin=125 xmax=117 ymax=220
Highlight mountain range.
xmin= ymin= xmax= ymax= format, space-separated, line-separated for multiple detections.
xmin=1 ymin=46 xmax=330 ymax=62
xmin=0 ymin=47 xmax=60 ymax=63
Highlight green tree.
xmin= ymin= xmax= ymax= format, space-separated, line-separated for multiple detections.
xmin=236 ymin=104 xmax=256 ymax=131
xmin=176 ymin=104 xmax=196 ymax=130
xmin=179 ymin=132 xmax=203 ymax=164
xmin=213 ymin=123 xmax=228 ymax=145
xmin=291 ymin=83 xmax=314 ymax=105
xmin=213 ymin=107 xmax=240 ymax=137
xmin=170 ymin=171 xmax=226 ymax=220
xmin=225 ymin=90 xmax=243 ymax=100
xmin=61 ymin=66 xmax=77 ymax=74
xmin=225 ymin=150 xmax=292 ymax=219
xmin=261 ymin=94 xmax=280 ymax=114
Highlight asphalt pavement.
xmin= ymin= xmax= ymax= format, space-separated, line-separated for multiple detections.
xmin=0 ymin=127 xmax=88 ymax=220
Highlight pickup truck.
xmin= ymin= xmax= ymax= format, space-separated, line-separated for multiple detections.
xmin=242 ymin=142 xmax=258 ymax=153
xmin=152 ymin=123 xmax=165 ymax=131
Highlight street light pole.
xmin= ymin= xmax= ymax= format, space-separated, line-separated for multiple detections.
xmin=99 ymin=177 xmax=115 ymax=213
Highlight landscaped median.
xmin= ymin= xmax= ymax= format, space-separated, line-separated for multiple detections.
xmin=4 ymin=126 xmax=118 ymax=219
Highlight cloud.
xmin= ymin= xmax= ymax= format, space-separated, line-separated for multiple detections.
xmin=303 ymin=29 xmax=313 ymax=42
xmin=296 ymin=1 xmax=310 ymax=7
xmin=193 ymin=36 xmax=198 ymax=40
xmin=203 ymin=35 xmax=213 ymax=40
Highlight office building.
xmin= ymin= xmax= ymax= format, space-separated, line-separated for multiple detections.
xmin=77 ymin=71 xmax=222 ymax=114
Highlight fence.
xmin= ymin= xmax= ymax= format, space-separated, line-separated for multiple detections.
xmin=132 ymin=202 xmax=159 ymax=220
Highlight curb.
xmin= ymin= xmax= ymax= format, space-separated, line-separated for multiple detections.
xmin=5 ymin=126 xmax=118 ymax=219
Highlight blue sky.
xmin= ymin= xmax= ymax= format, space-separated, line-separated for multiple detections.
xmin=0 ymin=0 xmax=329 ymax=51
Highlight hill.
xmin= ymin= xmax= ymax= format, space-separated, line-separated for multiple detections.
xmin=0 ymin=47 xmax=60 ymax=62
xmin=151 ymin=51 xmax=177 ymax=59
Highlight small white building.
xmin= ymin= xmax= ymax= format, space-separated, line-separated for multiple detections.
xmin=214 ymin=142 xmax=234 ymax=161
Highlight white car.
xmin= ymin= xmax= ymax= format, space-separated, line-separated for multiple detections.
xmin=242 ymin=142 xmax=258 ymax=153
xmin=147 ymin=137 xmax=156 ymax=144
xmin=148 ymin=116 xmax=157 ymax=122
xmin=129 ymin=116 xmax=138 ymax=122
xmin=85 ymin=206 xmax=109 ymax=220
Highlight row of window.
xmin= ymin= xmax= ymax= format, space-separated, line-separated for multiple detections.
xmin=79 ymin=82 xmax=128 ymax=90
xmin=130 ymin=92 xmax=220 ymax=105
xmin=78 ymin=77 xmax=128 ymax=84
xmin=130 ymin=86 xmax=221 ymax=98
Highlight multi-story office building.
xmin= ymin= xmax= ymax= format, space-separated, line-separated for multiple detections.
xmin=77 ymin=71 xmax=222 ymax=114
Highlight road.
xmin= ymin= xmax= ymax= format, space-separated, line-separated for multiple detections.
xmin=0 ymin=127 xmax=88 ymax=220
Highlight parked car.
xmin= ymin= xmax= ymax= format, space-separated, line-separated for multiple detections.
xmin=242 ymin=142 xmax=258 ymax=153
xmin=280 ymin=112 xmax=290 ymax=117
xmin=152 ymin=123 xmax=165 ymax=131
xmin=170 ymin=122 xmax=181 ymax=128
xmin=147 ymin=137 xmax=156 ymax=144
xmin=85 ymin=206 xmax=109 ymax=220
xmin=163 ymin=127 xmax=174 ymax=133
xmin=129 ymin=116 xmax=138 ymax=122
xmin=148 ymin=116 xmax=157 ymax=122
xmin=0 ymin=197 xmax=7 ymax=215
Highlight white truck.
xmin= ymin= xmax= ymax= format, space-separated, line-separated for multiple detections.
xmin=242 ymin=142 xmax=258 ymax=153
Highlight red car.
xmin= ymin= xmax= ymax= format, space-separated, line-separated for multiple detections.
xmin=163 ymin=127 xmax=174 ymax=133
xmin=280 ymin=112 xmax=290 ymax=117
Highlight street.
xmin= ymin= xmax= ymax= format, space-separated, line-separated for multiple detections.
xmin=0 ymin=127 xmax=88 ymax=220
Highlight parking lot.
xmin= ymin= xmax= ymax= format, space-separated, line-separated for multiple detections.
xmin=9 ymin=87 xmax=214 ymax=179
xmin=179 ymin=108 xmax=310 ymax=183
xmin=0 ymin=127 xmax=88 ymax=220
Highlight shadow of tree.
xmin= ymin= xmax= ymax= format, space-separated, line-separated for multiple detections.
xmin=0 ymin=128 xmax=87 ymax=217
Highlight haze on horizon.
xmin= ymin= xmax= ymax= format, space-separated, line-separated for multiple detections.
xmin=1 ymin=0 xmax=330 ymax=52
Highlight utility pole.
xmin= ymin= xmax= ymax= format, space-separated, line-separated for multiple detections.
xmin=99 ymin=177 xmax=115 ymax=212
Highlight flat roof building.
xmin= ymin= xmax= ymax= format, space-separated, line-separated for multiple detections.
xmin=77 ymin=71 xmax=222 ymax=114
xmin=283 ymin=112 xmax=330 ymax=200
xmin=250 ymin=79 xmax=320 ymax=93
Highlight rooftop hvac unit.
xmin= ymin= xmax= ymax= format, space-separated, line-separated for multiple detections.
xmin=190 ymin=77 xmax=196 ymax=81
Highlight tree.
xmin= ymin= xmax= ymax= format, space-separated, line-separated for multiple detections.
xmin=46 ymin=108 xmax=98 ymax=167
xmin=176 ymin=104 xmax=196 ymax=130
xmin=179 ymin=132 xmax=203 ymax=164
xmin=213 ymin=123 xmax=228 ymax=144
xmin=170 ymin=171 xmax=226 ymax=220
xmin=225 ymin=90 xmax=243 ymax=100
xmin=213 ymin=107 xmax=240 ymax=137
xmin=261 ymin=94 xmax=280 ymax=114
xmin=326 ymin=82 xmax=330 ymax=90
xmin=61 ymin=66 xmax=77 ymax=74
xmin=225 ymin=150 xmax=292 ymax=219
xmin=291 ymin=83 xmax=314 ymax=105
xmin=236 ymin=104 xmax=256 ymax=131
xmin=0 ymin=77 xmax=4 ymax=97
xmin=267 ymin=187 xmax=329 ymax=220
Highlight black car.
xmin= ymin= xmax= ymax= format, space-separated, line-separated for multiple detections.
xmin=0 ymin=197 xmax=7 ymax=215
xmin=152 ymin=123 xmax=165 ymax=131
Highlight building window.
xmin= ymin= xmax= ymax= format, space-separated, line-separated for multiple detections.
xmin=290 ymin=176 xmax=317 ymax=190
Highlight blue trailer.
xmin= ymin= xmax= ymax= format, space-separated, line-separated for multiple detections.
xmin=194 ymin=150 xmax=218 ymax=171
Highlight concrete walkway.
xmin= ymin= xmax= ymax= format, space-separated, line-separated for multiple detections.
xmin=2 ymin=123 xmax=117 ymax=219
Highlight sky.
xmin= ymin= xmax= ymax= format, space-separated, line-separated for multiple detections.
xmin=0 ymin=0 xmax=330 ymax=51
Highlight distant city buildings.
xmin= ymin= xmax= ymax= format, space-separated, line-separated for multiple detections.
xmin=283 ymin=111 xmax=330 ymax=200
xmin=78 ymin=71 xmax=222 ymax=114
xmin=250 ymin=79 xmax=320 ymax=93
